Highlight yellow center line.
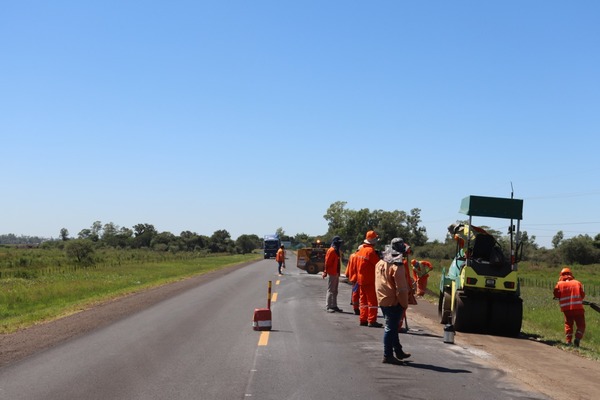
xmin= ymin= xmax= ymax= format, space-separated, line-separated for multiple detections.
xmin=276 ymin=280 xmax=280 ymax=285
xmin=258 ymin=331 xmax=269 ymax=346
xmin=271 ymin=292 xmax=278 ymax=302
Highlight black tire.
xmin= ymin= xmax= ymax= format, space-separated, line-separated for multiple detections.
xmin=439 ymin=291 xmax=452 ymax=324
xmin=306 ymin=263 xmax=318 ymax=275
xmin=452 ymin=291 xmax=487 ymax=333
xmin=452 ymin=291 xmax=467 ymax=331
xmin=489 ymin=298 xmax=522 ymax=337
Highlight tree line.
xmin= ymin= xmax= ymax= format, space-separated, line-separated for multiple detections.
xmin=2 ymin=201 xmax=600 ymax=266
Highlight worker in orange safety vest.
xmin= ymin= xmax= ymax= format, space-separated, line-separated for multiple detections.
xmin=344 ymin=245 xmax=362 ymax=315
xmin=411 ymin=259 xmax=433 ymax=297
xmin=275 ymin=245 xmax=286 ymax=275
xmin=553 ymin=267 xmax=586 ymax=347
xmin=356 ymin=231 xmax=382 ymax=327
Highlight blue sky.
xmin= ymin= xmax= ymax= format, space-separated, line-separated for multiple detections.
xmin=1 ymin=1 xmax=599 ymax=248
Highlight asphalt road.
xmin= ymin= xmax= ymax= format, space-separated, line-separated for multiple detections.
xmin=0 ymin=254 xmax=551 ymax=400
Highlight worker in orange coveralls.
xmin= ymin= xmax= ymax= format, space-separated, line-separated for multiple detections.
xmin=553 ymin=267 xmax=586 ymax=347
xmin=344 ymin=245 xmax=362 ymax=315
xmin=356 ymin=231 xmax=383 ymax=327
xmin=411 ymin=259 xmax=433 ymax=297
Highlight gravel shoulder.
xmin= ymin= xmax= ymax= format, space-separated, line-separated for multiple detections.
xmin=1 ymin=266 xmax=599 ymax=400
xmin=407 ymin=297 xmax=600 ymax=400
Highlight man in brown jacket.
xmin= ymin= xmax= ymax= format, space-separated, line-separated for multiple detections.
xmin=375 ymin=238 xmax=412 ymax=364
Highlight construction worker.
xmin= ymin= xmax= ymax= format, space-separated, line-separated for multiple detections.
xmin=275 ymin=245 xmax=285 ymax=275
xmin=553 ymin=267 xmax=586 ymax=347
xmin=356 ymin=230 xmax=383 ymax=327
xmin=411 ymin=259 xmax=433 ymax=297
xmin=323 ymin=236 xmax=344 ymax=313
xmin=344 ymin=245 xmax=362 ymax=315
xmin=376 ymin=238 xmax=412 ymax=364
xmin=448 ymin=223 xmax=490 ymax=253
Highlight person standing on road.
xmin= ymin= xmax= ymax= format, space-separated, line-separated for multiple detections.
xmin=276 ymin=245 xmax=286 ymax=275
xmin=375 ymin=238 xmax=412 ymax=364
xmin=344 ymin=245 xmax=362 ymax=315
xmin=323 ymin=236 xmax=344 ymax=313
xmin=356 ymin=231 xmax=383 ymax=327
xmin=553 ymin=267 xmax=586 ymax=347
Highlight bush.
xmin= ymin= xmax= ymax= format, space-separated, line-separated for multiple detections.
xmin=65 ymin=239 xmax=95 ymax=266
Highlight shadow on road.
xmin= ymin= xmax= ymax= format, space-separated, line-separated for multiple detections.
xmin=400 ymin=361 xmax=472 ymax=374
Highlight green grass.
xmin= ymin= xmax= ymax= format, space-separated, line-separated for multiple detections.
xmin=0 ymin=252 xmax=261 ymax=334
xmin=424 ymin=259 xmax=600 ymax=361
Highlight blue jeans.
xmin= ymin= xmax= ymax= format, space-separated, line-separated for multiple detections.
xmin=380 ymin=304 xmax=404 ymax=358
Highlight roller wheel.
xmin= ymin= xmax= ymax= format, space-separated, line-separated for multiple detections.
xmin=452 ymin=291 xmax=487 ymax=333
xmin=439 ymin=291 xmax=452 ymax=324
xmin=489 ymin=298 xmax=522 ymax=337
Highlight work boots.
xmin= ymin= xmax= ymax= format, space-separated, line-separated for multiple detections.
xmin=382 ymin=356 xmax=404 ymax=365
xmin=574 ymin=338 xmax=580 ymax=347
xmin=396 ymin=350 xmax=411 ymax=360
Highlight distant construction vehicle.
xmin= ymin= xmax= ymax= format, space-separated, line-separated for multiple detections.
xmin=296 ymin=240 xmax=327 ymax=275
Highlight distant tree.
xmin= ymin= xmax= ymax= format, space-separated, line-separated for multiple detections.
xmin=101 ymin=222 xmax=120 ymax=247
xmin=516 ymin=231 xmax=538 ymax=261
xmin=90 ymin=221 xmax=102 ymax=242
xmin=236 ymin=234 xmax=261 ymax=254
xmin=133 ymin=223 xmax=157 ymax=248
xmin=559 ymin=235 xmax=599 ymax=265
xmin=151 ymin=231 xmax=177 ymax=251
xmin=323 ymin=201 xmax=348 ymax=235
xmin=323 ymin=202 xmax=428 ymax=253
xmin=116 ymin=227 xmax=134 ymax=248
xmin=407 ymin=208 xmax=428 ymax=246
xmin=293 ymin=232 xmax=311 ymax=247
xmin=78 ymin=228 xmax=92 ymax=240
xmin=275 ymin=227 xmax=285 ymax=238
xmin=65 ymin=239 xmax=95 ymax=265
xmin=552 ymin=231 xmax=564 ymax=249
xmin=209 ymin=229 xmax=233 ymax=253
xmin=59 ymin=228 xmax=69 ymax=241
xmin=594 ymin=233 xmax=600 ymax=249
xmin=179 ymin=231 xmax=208 ymax=251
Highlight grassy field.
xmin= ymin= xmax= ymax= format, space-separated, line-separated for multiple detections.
xmin=0 ymin=249 xmax=261 ymax=334
xmin=424 ymin=259 xmax=600 ymax=361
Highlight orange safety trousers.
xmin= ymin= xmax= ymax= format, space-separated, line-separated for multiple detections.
xmin=359 ymin=283 xmax=378 ymax=323
xmin=563 ymin=309 xmax=586 ymax=342
xmin=415 ymin=275 xmax=429 ymax=296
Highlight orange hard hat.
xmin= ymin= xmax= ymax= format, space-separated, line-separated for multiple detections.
xmin=365 ymin=230 xmax=378 ymax=240
xmin=560 ymin=267 xmax=572 ymax=276
xmin=411 ymin=259 xmax=417 ymax=266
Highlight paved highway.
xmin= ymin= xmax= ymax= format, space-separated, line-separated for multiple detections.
xmin=0 ymin=254 xmax=550 ymax=400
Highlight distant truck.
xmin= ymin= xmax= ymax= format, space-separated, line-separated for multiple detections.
xmin=263 ymin=234 xmax=281 ymax=259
